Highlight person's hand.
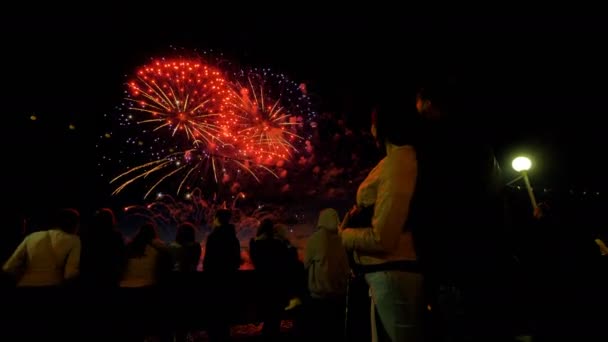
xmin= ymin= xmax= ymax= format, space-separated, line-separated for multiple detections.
xmin=348 ymin=204 xmax=360 ymax=217
xmin=339 ymin=212 xmax=349 ymax=233
xmin=339 ymin=205 xmax=358 ymax=233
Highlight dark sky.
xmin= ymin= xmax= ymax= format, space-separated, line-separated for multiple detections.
xmin=2 ymin=12 xmax=608 ymax=215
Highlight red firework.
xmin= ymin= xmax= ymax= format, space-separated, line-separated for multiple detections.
xmin=127 ymin=59 xmax=233 ymax=144
xmin=110 ymin=59 xmax=315 ymax=199
xmin=227 ymin=71 xmax=306 ymax=165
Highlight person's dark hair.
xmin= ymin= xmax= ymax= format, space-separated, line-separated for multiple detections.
xmin=215 ymin=209 xmax=232 ymax=226
xmin=415 ymin=75 xmax=469 ymax=123
xmin=416 ymin=74 xmax=493 ymax=146
xmin=127 ymin=222 xmax=158 ymax=257
xmin=50 ymin=208 xmax=80 ymax=234
xmin=256 ymin=218 xmax=274 ymax=237
xmin=372 ymin=90 xmax=421 ymax=148
xmin=91 ymin=208 xmax=116 ymax=233
xmin=176 ymin=222 xmax=196 ymax=245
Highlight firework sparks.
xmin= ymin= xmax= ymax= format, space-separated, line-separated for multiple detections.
xmin=127 ymin=59 xmax=232 ymax=144
xmin=102 ymin=57 xmax=317 ymax=200
xmin=228 ymin=70 xmax=313 ymax=165
xmin=109 ymin=142 xmax=279 ymax=199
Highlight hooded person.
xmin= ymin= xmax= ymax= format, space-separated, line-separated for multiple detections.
xmin=303 ymin=208 xmax=350 ymax=341
xmin=305 ymin=208 xmax=350 ymax=299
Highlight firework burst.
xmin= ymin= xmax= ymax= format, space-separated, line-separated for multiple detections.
xmin=228 ymin=70 xmax=314 ymax=165
xmin=127 ymin=59 xmax=232 ymax=144
xmin=102 ymin=57 xmax=316 ymax=200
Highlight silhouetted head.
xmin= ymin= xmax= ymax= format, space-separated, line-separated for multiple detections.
xmin=371 ymin=89 xmax=421 ymax=152
xmin=415 ymin=76 xmax=469 ymax=123
xmin=176 ymin=222 xmax=197 ymax=245
xmin=257 ymin=218 xmax=274 ymax=237
xmin=274 ymin=223 xmax=289 ymax=240
xmin=138 ymin=223 xmax=158 ymax=241
xmin=51 ymin=208 xmax=80 ymax=234
xmin=316 ymin=208 xmax=340 ymax=232
xmin=127 ymin=222 xmax=158 ymax=257
xmin=91 ymin=208 xmax=116 ymax=233
xmin=214 ymin=209 xmax=232 ymax=227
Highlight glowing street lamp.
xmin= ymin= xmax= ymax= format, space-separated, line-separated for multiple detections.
xmin=511 ymin=156 xmax=537 ymax=210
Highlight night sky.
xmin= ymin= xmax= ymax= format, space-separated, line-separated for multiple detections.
xmin=2 ymin=12 xmax=608 ymax=217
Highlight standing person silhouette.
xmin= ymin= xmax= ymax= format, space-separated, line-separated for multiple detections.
xmin=411 ymin=78 xmax=510 ymax=342
xmin=204 ymin=209 xmax=241 ymax=342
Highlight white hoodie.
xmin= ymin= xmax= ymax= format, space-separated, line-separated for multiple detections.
xmin=304 ymin=208 xmax=350 ymax=298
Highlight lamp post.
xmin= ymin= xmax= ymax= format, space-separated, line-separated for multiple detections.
xmin=511 ymin=156 xmax=537 ymax=210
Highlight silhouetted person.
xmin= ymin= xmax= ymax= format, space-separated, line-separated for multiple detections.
xmin=170 ymin=222 xmax=201 ymax=273
xmin=249 ymin=218 xmax=292 ymax=340
xmin=167 ymin=222 xmax=202 ymax=342
xmin=203 ymin=209 xmax=240 ymax=273
xmin=121 ymin=222 xmax=169 ymax=288
xmin=304 ymin=208 xmax=350 ymax=342
xmin=410 ymin=78 xmax=510 ymax=342
xmin=80 ymin=208 xmax=126 ymax=288
xmin=119 ymin=222 xmax=172 ymax=340
xmin=204 ymin=209 xmax=241 ymax=342
xmin=532 ymin=198 xmax=607 ymax=341
xmin=275 ymin=223 xmax=305 ymax=311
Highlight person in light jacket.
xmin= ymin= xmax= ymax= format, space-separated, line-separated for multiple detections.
xmin=304 ymin=208 xmax=350 ymax=341
xmin=3 ymin=208 xmax=81 ymax=287
xmin=340 ymin=97 xmax=424 ymax=342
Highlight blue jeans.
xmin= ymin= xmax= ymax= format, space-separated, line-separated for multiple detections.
xmin=365 ymin=271 xmax=424 ymax=342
